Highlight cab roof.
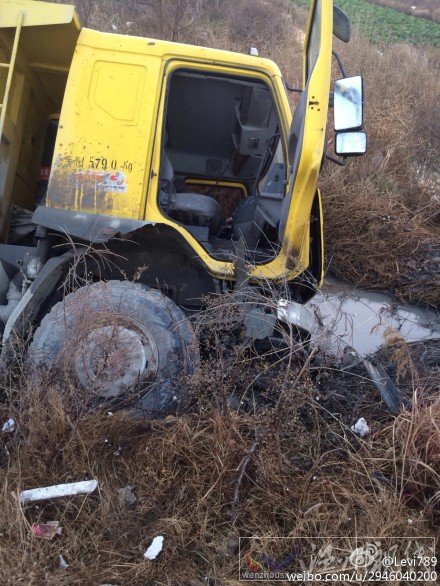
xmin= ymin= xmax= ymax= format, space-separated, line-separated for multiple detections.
xmin=78 ymin=27 xmax=283 ymax=78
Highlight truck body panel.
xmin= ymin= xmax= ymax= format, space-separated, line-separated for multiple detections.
xmin=0 ymin=0 xmax=80 ymax=238
xmin=42 ymin=0 xmax=330 ymax=282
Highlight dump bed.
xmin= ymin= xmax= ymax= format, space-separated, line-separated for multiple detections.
xmin=0 ymin=0 xmax=80 ymax=239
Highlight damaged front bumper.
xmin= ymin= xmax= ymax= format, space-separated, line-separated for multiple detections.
xmin=276 ymin=299 xmax=317 ymax=334
xmin=275 ymin=298 xmax=402 ymax=413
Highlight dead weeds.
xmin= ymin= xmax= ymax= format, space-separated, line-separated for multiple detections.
xmin=0 ymin=313 xmax=438 ymax=584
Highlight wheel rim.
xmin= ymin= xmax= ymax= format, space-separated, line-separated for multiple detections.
xmin=73 ymin=321 xmax=159 ymax=398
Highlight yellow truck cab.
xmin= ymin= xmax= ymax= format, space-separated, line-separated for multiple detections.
xmin=0 ymin=0 xmax=366 ymax=415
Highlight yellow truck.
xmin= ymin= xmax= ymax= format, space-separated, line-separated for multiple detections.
xmin=0 ymin=0 xmax=366 ymax=415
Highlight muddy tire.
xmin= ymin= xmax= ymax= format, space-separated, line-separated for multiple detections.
xmin=28 ymin=280 xmax=199 ymax=417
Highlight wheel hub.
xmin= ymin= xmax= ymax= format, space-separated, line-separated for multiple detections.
xmin=74 ymin=322 xmax=159 ymax=398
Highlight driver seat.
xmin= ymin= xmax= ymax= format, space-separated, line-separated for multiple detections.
xmin=159 ymin=150 xmax=222 ymax=234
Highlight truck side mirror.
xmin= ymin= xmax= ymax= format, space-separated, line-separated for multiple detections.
xmin=333 ymin=6 xmax=351 ymax=43
xmin=335 ymin=131 xmax=367 ymax=156
xmin=333 ymin=76 xmax=367 ymax=157
xmin=334 ymin=75 xmax=364 ymax=131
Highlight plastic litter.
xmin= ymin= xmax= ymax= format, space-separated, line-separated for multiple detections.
xmin=2 ymin=418 xmax=16 ymax=433
xmin=30 ymin=521 xmax=61 ymax=540
xmin=144 ymin=535 xmax=164 ymax=560
xmin=58 ymin=555 xmax=69 ymax=569
xmin=350 ymin=417 xmax=370 ymax=437
xmin=118 ymin=485 xmax=137 ymax=506
xmin=19 ymin=479 xmax=98 ymax=503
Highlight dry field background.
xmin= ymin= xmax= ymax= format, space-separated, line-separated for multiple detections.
xmin=0 ymin=1 xmax=439 ymax=584
xmin=366 ymin=0 xmax=440 ymax=24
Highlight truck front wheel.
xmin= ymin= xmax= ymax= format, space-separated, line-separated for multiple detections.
xmin=28 ymin=281 xmax=199 ymax=417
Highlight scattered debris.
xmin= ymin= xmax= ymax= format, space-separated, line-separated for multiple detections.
xmin=226 ymin=533 xmax=239 ymax=554
xmin=117 ymin=485 xmax=137 ymax=507
xmin=58 ymin=555 xmax=69 ymax=569
xmin=350 ymin=417 xmax=370 ymax=438
xmin=144 ymin=535 xmax=164 ymax=560
xmin=2 ymin=418 xmax=16 ymax=433
xmin=244 ymin=306 xmax=276 ymax=340
xmin=340 ymin=346 xmax=361 ymax=369
xmin=277 ymin=298 xmax=317 ymax=334
xmin=19 ymin=479 xmax=98 ymax=503
xmin=30 ymin=521 xmax=61 ymax=540
xmin=362 ymin=359 xmax=402 ymax=413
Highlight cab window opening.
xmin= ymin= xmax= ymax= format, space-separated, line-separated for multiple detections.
xmin=157 ymin=68 xmax=287 ymax=263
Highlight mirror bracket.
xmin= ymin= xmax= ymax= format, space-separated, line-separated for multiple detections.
xmin=326 ymin=152 xmax=347 ymax=166
xmin=332 ymin=50 xmax=348 ymax=78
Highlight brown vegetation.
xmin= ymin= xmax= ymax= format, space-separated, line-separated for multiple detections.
xmin=321 ymin=35 xmax=440 ymax=305
xmin=0 ymin=297 xmax=438 ymax=583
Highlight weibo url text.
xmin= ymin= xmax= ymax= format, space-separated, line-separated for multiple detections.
xmin=241 ymin=570 xmax=438 ymax=582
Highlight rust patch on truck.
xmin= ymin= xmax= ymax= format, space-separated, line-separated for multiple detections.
xmin=47 ymin=159 xmax=128 ymax=214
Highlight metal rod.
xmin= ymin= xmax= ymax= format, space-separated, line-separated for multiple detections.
xmin=0 ymin=11 xmax=24 ymax=139
xmin=332 ymin=50 xmax=348 ymax=78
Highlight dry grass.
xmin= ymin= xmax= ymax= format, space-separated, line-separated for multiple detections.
xmin=321 ymin=35 xmax=440 ymax=305
xmin=0 ymin=284 xmax=439 ymax=583
xmin=0 ymin=306 xmax=438 ymax=583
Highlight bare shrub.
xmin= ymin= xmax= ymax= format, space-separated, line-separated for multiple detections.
xmin=227 ymin=0 xmax=288 ymax=47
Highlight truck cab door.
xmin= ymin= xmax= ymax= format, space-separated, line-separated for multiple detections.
xmin=278 ymin=0 xmax=332 ymax=271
